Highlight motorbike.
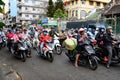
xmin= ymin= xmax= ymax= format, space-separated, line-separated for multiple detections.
xmin=38 ymin=40 xmax=54 ymax=62
xmin=53 ymin=35 xmax=62 ymax=55
xmin=95 ymin=39 xmax=120 ymax=65
xmin=11 ymin=39 xmax=31 ymax=62
xmin=0 ymin=36 xmax=6 ymax=49
xmin=65 ymin=40 xmax=98 ymax=70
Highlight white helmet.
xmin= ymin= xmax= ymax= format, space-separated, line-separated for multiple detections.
xmin=79 ymin=28 xmax=85 ymax=32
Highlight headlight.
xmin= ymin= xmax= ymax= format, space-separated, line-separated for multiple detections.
xmin=119 ymin=44 xmax=120 ymax=48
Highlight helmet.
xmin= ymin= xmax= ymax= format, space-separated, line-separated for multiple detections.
xmin=106 ymin=26 xmax=112 ymax=30
xmin=79 ymin=28 xmax=85 ymax=32
xmin=8 ymin=29 xmax=12 ymax=32
xmin=99 ymin=28 xmax=105 ymax=33
xmin=16 ymin=28 xmax=20 ymax=31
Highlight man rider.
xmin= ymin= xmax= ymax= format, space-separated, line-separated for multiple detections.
xmin=39 ymin=30 xmax=51 ymax=54
xmin=49 ymin=27 xmax=58 ymax=38
xmin=75 ymin=28 xmax=87 ymax=67
xmin=103 ymin=26 xmax=117 ymax=68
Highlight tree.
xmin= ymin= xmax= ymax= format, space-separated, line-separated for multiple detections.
xmin=0 ymin=0 xmax=5 ymax=13
xmin=0 ymin=22 xmax=5 ymax=28
xmin=53 ymin=8 xmax=66 ymax=18
xmin=55 ymin=0 xmax=64 ymax=12
xmin=47 ymin=0 xmax=54 ymax=17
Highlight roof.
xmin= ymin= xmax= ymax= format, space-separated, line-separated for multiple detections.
xmin=104 ymin=4 xmax=120 ymax=15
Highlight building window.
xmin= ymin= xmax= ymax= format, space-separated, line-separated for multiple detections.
xmin=76 ymin=10 xmax=78 ymax=17
xmin=72 ymin=10 xmax=74 ymax=17
xmin=33 ymin=8 xmax=35 ymax=11
xmin=81 ymin=0 xmax=86 ymax=4
xmin=25 ymin=7 xmax=28 ymax=10
xmin=97 ymin=2 xmax=100 ymax=6
xmin=32 ymin=0 xmax=35 ymax=3
xmin=24 ymin=0 xmax=28 ymax=3
xmin=89 ymin=1 xmax=93 ymax=5
xmin=25 ymin=15 xmax=29 ymax=17
xmin=103 ymin=3 xmax=107 ymax=6
xmin=76 ymin=0 xmax=78 ymax=4
xmin=72 ymin=1 xmax=74 ymax=5
xmin=80 ymin=10 xmax=87 ymax=19
xmin=33 ymin=15 xmax=36 ymax=17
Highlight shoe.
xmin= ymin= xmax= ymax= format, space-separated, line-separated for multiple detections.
xmin=106 ymin=64 xmax=110 ymax=69
xmin=74 ymin=64 xmax=78 ymax=68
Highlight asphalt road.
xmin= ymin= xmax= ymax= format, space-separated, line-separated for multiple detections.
xmin=0 ymin=47 xmax=120 ymax=80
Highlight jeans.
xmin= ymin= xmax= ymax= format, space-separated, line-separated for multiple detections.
xmin=106 ymin=45 xmax=113 ymax=65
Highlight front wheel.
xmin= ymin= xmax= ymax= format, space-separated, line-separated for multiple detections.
xmin=89 ymin=56 xmax=98 ymax=70
xmin=55 ymin=46 xmax=62 ymax=55
xmin=47 ymin=51 xmax=54 ymax=62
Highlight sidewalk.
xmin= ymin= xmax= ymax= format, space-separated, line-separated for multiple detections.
xmin=0 ymin=63 xmax=22 ymax=80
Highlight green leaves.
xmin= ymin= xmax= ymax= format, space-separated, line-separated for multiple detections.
xmin=0 ymin=0 xmax=5 ymax=13
xmin=53 ymin=8 xmax=66 ymax=18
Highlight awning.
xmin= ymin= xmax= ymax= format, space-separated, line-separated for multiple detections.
xmin=42 ymin=21 xmax=58 ymax=26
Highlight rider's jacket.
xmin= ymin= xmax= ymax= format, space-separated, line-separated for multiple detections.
xmin=39 ymin=33 xmax=51 ymax=42
xmin=6 ymin=32 xmax=14 ymax=39
xmin=13 ymin=33 xmax=24 ymax=42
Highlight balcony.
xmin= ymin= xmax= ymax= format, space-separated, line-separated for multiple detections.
xmin=89 ymin=0 xmax=111 ymax=3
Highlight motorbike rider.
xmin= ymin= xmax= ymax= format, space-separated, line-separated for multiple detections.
xmin=6 ymin=29 xmax=14 ymax=39
xmin=23 ymin=29 xmax=32 ymax=48
xmin=49 ymin=27 xmax=58 ymax=38
xmin=102 ymin=26 xmax=117 ymax=68
xmin=75 ymin=28 xmax=87 ymax=67
xmin=39 ymin=30 xmax=52 ymax=54
xmin=13 ymin=29 xmax=25 ymax=53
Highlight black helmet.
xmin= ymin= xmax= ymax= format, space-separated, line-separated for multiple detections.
xmin=99 ymin=28 xmax=105 ymax=33
xmin=16 ymin=28 xmax=20 ymax=31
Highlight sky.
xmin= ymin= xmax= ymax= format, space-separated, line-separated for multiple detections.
xmin=10 ymin=0 xmax=17 ymax=17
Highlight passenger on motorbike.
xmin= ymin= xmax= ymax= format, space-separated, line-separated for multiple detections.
xmin=39 ymin=30 xmax=52 ymax=54
xmin=75 ymin=28 xmax=87 ymax=67
xmin=95 ymin=28 xmax=105 ymax=48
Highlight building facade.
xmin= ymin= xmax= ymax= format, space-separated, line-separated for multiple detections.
xmin=64 ymin=0 xmax=111 ymax=20
xmin=16 ymin=0 xmax=48 ymax=25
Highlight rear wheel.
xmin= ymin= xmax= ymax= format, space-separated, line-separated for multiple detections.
xmin=89 ymin=56 xmax=98 ymax=70
xmin=47 ymin=51 xmax=54 ymax=62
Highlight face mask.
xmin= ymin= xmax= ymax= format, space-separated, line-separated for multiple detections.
xmin=43 ymin=32 xmax=47 ymax=34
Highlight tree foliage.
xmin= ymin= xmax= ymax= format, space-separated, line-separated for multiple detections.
xmin=0 ymin=22 xmax=5 ymax=28
xmin=53 ymin=8 xmax=66 ymax=18
xmin=47 ymin=0 xmax=54 ymax=17
xmin=0 ymin=0 xmax=5 ymax=13
xmin=55 ymin=0 xmax=64 ymax=11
